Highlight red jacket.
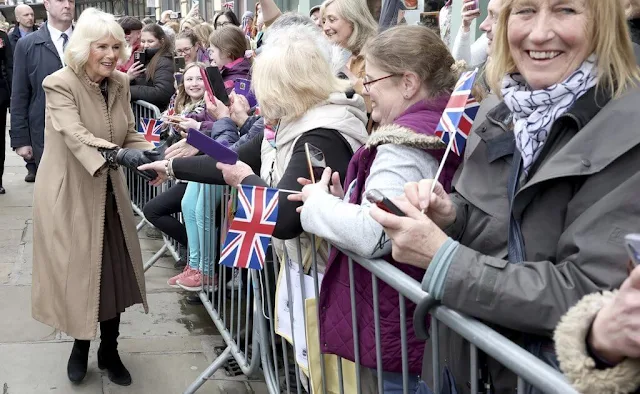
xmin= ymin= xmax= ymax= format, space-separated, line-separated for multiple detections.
xmin=117 ymin=41 xmax=140 ymax=73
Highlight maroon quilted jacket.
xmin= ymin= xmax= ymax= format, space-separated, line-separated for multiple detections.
xmin=317 ymin=97 xmax=458 ymax=374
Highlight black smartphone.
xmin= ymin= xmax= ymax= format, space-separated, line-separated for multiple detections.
xmin=365 ymin=189 xmax=406 ymax=217
xmin=174 ymin=56 xmax=185 ymax=72
xmin=304 ymin=143 xmax=326 ymax=183
xmin=204 ymin=66 xmax=230 ymax=106
xmin=174 ymin=72 xmax=183 ymax=85
xmin=134 ymin=51 xmax=147 ymax=66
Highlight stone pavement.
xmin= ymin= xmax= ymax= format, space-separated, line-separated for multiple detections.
xmin=0 ymin=133 xmax=268 ymax=394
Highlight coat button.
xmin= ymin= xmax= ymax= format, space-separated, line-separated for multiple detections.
xmin=581 ymin=159 xmax=591 ymax=168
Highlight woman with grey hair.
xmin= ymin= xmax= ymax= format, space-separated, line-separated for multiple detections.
xmin=32 ymin=8 xmax=158 ymax=386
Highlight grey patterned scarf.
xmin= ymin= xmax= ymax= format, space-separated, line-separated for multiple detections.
xmin=502 ymin=55 xmax=598 ymax=176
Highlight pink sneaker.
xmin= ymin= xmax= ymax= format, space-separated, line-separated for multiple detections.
xmin=177 ymin=270 xmax=217 ymax=292
xmin=167 ymin=266 xmax=199 ymax=288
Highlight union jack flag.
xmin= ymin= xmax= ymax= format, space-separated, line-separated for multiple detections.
xmin=219 ymin=185 xmax=279 ymax=270
xmin=434 ymin=68 xmax=480 ymax=156
xmin=138 ymin=117 xmax=163 ymax=146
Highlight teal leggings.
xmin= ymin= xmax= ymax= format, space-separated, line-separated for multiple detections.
xmin=181 ymin=182 xmax=222 ymax=272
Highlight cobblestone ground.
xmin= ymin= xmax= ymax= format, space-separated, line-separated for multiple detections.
xmin=0 ymin=129 xmax=267 ymax=394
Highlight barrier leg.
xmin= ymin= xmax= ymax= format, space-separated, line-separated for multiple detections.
xmin=183 ymin=346 xmax=232 ymax=394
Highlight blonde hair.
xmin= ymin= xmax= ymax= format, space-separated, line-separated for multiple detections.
xmin=180 ymin=17 xmax=200 ymax=32
xmin=252 ymin=30 xmax=351 ymax=123
xmin=364 ymin=25 xmax=459 ymax=100
xmin=64 ymin=8 xmax=130 ymax=75
xmin=174 ymin=62 xmax=207 ymax=113
xmin=487 ymin=0 xmax=640 ymax=99
xmin=192 ymin=22 xmax=214 ymax=47
xmin=320 ymin=0 xmax=377 ymax=55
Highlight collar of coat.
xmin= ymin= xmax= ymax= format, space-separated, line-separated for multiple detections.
xmin=482 ymin=84 xmax=640 ymax=185
xmin=71 ymin=67 xmax=125 ymax=109
xmin=366 ymin=123 xmax=444 ymax=150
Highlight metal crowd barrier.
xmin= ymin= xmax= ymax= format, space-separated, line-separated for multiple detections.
xmin=128 ymin=100 xmax=181 ymax=270
xmin=122 ymin=102 xmax=581 ymax=393
xmin=176 ymin=184 xmax=580 ymax=394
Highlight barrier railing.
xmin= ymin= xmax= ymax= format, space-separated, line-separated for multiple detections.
xmin=128 ymin=100 xmax=181 ymax=270
xmin=169 ymin=183 xmax=580 ymax=394
xmin=120 ymin=133 xmax=579 ymax=393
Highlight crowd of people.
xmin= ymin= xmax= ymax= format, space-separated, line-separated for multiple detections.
xmin=1 ymin=0 xmax=640 ymax=392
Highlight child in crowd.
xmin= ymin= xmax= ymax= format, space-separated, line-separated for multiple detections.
xmin=165 ymin=62 xmax=239 ymax=291
xmin=208 ymin=25 xmax=252 ymax=88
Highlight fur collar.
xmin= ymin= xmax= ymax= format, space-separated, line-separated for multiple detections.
xmin=367 ymin=123 xmax=445 ymax=150
xmin=554 ymin=291 xmax=640 ymax=394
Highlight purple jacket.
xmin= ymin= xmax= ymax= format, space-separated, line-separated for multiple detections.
xmin=221 ymin=58 xmax=252 ymax=91
xmin=318 ymin=97 xmax=460 ymax=374
xmin=185 ymin=109 xmax=216 ymax=137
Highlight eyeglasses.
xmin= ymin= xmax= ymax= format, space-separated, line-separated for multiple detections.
xmin=216 ymin=21 xmax=233 ymax=28
xmin=362 ymin=74 xmax=397 ymax=92
xmin=176 ymin=46 xmax=193 ymax=55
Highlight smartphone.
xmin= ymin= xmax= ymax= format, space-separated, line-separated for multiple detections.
xmin=471 ymin=0 xmax=479 ymax=9
xmin=134 ymin=51 xmax=147 ymax=66
xmin=625 ymin=233 xmax=640 ymax=267
xmin=365 ymin=189 xmax=406 ymax=217
xmin=186 ymin=128 xmax=238 ymax=164
xmin=304 ymin=143 xmax=326 ymax=183
xmin=174 ymin=72 xmax=183 ymax=85
xmin=201 ymin=67 xmax=230 ymax=106
xmin=174 ymin=56 xmax=186 ymax=72
xmin=233 ymin=78 xmax=257 ymax=108
xmin=170 ymin=11 xmax=181 ymax=19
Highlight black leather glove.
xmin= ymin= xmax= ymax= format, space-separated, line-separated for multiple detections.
xmin=99 ymin=148 xmax=159 ymax=181
xmin=153 ymin=128 xmax=183 ymax=159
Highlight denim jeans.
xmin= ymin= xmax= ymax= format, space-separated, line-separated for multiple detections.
xmin=361 ymin=367 xmax=434 ymax=394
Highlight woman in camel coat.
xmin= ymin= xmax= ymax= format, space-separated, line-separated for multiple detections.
xmin=31 ymin=8 xmax=157 ymax=386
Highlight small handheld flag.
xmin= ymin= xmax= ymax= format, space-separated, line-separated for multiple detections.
xmin=434 ymin=68 xmax=480 ymax=156
xmin=138 ymin=117 xmax=164 ymax=146
xmin=428 ymin=68 xmax=480 ymax=198
xmin=219 ymin=185 xmax=279 ymax=270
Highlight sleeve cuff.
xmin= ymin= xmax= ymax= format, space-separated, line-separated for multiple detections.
xmin=421 ymin=238 xmax=459 ymax=300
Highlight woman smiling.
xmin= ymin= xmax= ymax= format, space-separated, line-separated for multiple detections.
xmin=370 ymin=0 xmax=640 ymax=392
xmin=33 ymin=8 xmax=159 ymax=386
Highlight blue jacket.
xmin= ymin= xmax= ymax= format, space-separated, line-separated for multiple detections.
xmin=211 ymin=115 xmax=264 ymax=151
xmin=10 ymin=23 xmax=64 ymax=165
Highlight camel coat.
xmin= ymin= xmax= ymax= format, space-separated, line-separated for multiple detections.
xmin=32 ymin=67 xmax=153 ymax=340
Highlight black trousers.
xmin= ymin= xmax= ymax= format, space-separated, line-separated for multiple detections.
xmin=0 ymin=105 xmax=7 ymax=184
xmin=142 ymin=182 xmax=188 ymax=247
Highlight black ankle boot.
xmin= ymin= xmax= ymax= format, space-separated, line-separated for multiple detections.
xmin=97 ymin=314 xmax=132 ymax=386
xmin=67 ymin=339 xmax=90 ymax=383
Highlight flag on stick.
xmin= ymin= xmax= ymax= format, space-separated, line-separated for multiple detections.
xmin=138 ymin=117 xmax=164 ymax=146
xmin=219 ymin=185 xmax=279 ymax=270
xmin=434 ymin=68 xmax=480 ymax=156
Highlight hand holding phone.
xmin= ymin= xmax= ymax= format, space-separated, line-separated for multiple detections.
xmin=134 ymin=51 xmax=147 ymax=66
xmin=365 ymin=189 xmax=406 ymax=217
xmin=201 ymin=66 xmax=230 ymax=106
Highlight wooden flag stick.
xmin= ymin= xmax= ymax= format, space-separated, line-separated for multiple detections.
xmin=278 ymin=188 xmax=302 ymax=194
xmin=423 ymin=134 xmax=454 ymax=214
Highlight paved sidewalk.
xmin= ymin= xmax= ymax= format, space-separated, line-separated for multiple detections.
xmin=0 ymin=134 xmax=267 ymax=394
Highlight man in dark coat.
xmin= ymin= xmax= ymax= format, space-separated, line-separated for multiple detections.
xmin=9 ymin=0 xmax=74 ymax=173
xmin=9 ymin=4 xmax=38 ymax=182
xmin=9 ymin=4 xmax=36 ymax=53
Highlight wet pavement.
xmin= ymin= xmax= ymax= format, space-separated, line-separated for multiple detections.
xmin=0 ymin=131 xmax=268 ymax=393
